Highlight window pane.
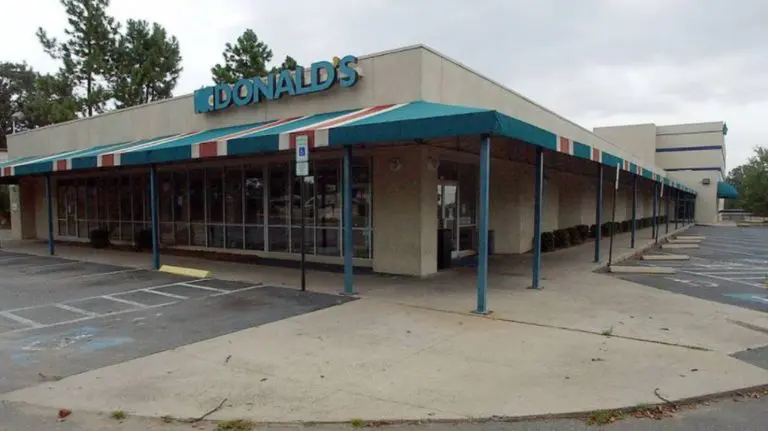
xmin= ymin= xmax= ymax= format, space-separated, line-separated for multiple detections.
xmin=160 ymin=222 xmax=174 ymax=245
xmin=353 ymin=229 xmax=371 ymax=258
xmin=315 ymin=160 xmax=339 ymax=227
xmin=120 ymin=222 xmax=133 ymax=241
xmin=159 ymin=172 xmax=173 ymax=222
xmin=119 ymin=177 xmax=131 ymax=222
xmin=291 ymin=227 xmax=314 ymax=253
xmin=316 ymin=228 xmax=339 ymax=256
xmin=244 ymin=165 xmax=264 ymax=224
xmin=268 ymin=227 xmax=289 ymax=252
xmin=77 ymin=182 xmax=86 ymax=221
xmin=174 ymin=171 xmax=188 ymax=222
xmin=351 ymin=165 xmax=370 ymax=228
xmin=224 ymin=166 xmax=243 ymax=224
xmin=225 ymin=225 xmax=244 ymax=249
xmin=268 ymin=163 xmax=289 ymax=225
xmin=190 ymin=223 xmax=205 ymax=246
xmin=207 ymin=225 xmax=224 ymax=248
xmin=106 ymin=178 xmax=119 ymax=221
xmin=245 ymin=226 xmax=264 ymax=251
xmin=174 ymin=223 xmax=189 ymax=246
xmin=189 ymin=169 xmax=205 ymax=222
xmin=291 ymin=172 xmax=314 ymax=228
xmin=78 ymin=221 xmax=88 ymax=238
xmin=459 ymin=163 xmax=477 ymax=227
xmin=131 ymin=175 xmax=145 ymax=223
xmin=207 ymin=168 xmax=223 ymax=223
xmin=56 ymin=182 xmax=66 ymax=218
xmin=86 ymin=178 xmax=98 ymax=220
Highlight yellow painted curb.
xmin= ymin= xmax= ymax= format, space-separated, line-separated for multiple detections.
xmin=159 ymin=265 xmax=211 ymax=278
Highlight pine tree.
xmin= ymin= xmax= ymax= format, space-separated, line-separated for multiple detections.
xmin=110 ymin=19 xmax=182 ymax=108
xmin=37 ymin=0 xmax=118 ymax=117
xmin=211 ymin=29 xmax=274 ymax=84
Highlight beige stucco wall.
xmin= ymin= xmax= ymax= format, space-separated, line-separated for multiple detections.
xmin=668 ymin=170 xmax=719 ymax=223
xmin=372 ymin=146 xmax=436 ymax=276
xmin=593 ymin=124 xmax=657 ymax=170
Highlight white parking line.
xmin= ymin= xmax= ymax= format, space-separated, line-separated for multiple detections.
xmin=70 ymin=268 xmax=144 ymax=279
xmin=211 ymin=283 xmax=264 ymax=296
xmin=0 ymin=311 xmax=42 ymax=328
xmin=142 ymin=288 xmax=188 ymax=300
xmin=54 ymin=303 xmax=99 ymax=317
xmin=101 ymin=295 xmax=151 ymax=308
xmin=697 ymin=271 xmax=768 ymax=276
xmin=680 ymin=271 xmax=766 ymax=289
xmin=178 ymin=282 xmax=228 ymax=293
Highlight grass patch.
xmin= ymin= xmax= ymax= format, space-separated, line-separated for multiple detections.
xmin=601 ymin=326 xmax=614 ymax=337
xmin=216 ymin=419 xmax=254 ymax=431
xmin=110 ymin=410 xmax=126 ymax=420
xmin=350 ymin=418 xmax=366 ymax=428
xmin=160 ymin=415 xmax=174 ymax=423
xmin=587 ymin=409 xmax=623 ymax=425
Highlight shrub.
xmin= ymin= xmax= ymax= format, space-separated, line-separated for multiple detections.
xmin=89 ymin=228 xmax=111 ymax=249
xmin=589 ymin=224 xmax=598 ymax=238
xmin=614 ymin=222 xmax=621 ymax=234
xmin=567 ymin=226 xmax=583 ymax=245
xmin=620 ymin=220 xmax=629 ymax=233
xmin=553 ymin=229 xmax=571 ymax=248
xmin=601 ymin=222 xmax=613 ymax=237
xmin=577 ymin=224 xmax=590 ymax=241
xmin=540 ymin=231 xmax=555 ymax=252
xmin=134 ymin=229 xmax=152 ymax=252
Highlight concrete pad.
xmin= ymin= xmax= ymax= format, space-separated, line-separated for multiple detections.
xmin=642 ymin=254 xmax=690 ymax=261
xmin=609 ymin=265 xmax=676 ymax=274
xmin=158 ymin=264 xmax=210 ymax=278
xmin=668 ymin=238 xmax=702 ymax=244
xmin=662 ymin=243 xmax=700 ymax=249
xmin=5 ymin=299 xmax=768 ymax=422
xmin=676 ymin=235 xmax=706 ymax=240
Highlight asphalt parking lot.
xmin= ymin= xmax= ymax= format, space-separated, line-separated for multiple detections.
xmin=613 ymin=226 xmax=768 ymax=313
xmin=0 ymin=250 xmax=351 ymax=394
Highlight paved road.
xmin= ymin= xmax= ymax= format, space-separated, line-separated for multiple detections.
xmin=2 ymin=392 xmax=768 ymax=430
xmin=0 ymin=250 xmax=351 ymax=394
xmin=613 ymin=226 xmax=768 ymax=314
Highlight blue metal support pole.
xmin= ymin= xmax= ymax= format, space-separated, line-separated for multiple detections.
xmin=45 ymin=173 xmax=54 ymax=256
xmin=630 ymin=175 xmax=637 ymax=248
xmin=531 ymin=147 xmax=544 ymax=289
xmin=149 ymin=165 xmax=160 ymax=270
xmin=475 ymin=135 xmax=491 ymax=312
xmin=675 ymin=190 xmax=679 ymax=229
xmin=665 ymin=188 xmax=670 ymax=234
xmin=652 ymin=182 xmax=658 ymax=239
xmin=594 ymin=164 xmax=603 ymax=263
xmin=342 ymin=146 xmax=355 ymax=295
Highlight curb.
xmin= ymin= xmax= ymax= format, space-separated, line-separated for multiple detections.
xmin=595 ymin=225 xmax=693 ymax=272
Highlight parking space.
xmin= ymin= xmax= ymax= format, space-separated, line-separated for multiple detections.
xmin=0 ymin=250 xmax=352 ymax=394
xmin=612 ymin=226 xmax=768 ymax=313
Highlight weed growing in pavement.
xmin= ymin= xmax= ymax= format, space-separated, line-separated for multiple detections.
xmin=601 ymin=326 xmax=614 ymax=336
xmin=110 ymin=410 xmax=126 ymax=420
xmin=216 ymin=419 xmax=254 ymax=431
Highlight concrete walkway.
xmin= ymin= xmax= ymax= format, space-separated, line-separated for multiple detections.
xmin=4 ymin=225 xmax=768 ymax=422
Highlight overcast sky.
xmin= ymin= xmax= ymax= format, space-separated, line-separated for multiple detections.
xmin=3 ymin=0 xmax=766 ymax=170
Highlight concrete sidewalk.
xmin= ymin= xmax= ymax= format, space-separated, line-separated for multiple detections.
xmin=4 ymin=224 xmax=768 ymax=422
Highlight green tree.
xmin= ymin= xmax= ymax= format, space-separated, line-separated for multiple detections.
xmin=0 ymin=62 xmax=37 ymax=148
xmin=211 ymin=29 xmax=276 ymax=83
xmin=24 ymin=72 xmax=80 ymax=127
xmin=738 ymin=147 xmax=768 ymax=216
xmin=37 ymin=0 xmax=118 ymax=117
xmin=271 ymin=55 xmax=298 ymax=74
xmin=724 ymin=165 xmax=745 ymax=210
xmin=110 ymin=19 xmax=183 ymax=108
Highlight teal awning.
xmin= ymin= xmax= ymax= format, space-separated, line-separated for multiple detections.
xmin=0 ymin=100 xmax=698 ymax=195
xmin=717 ymin=181 xmax=739 ymax=199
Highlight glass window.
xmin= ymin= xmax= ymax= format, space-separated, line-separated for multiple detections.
xmin=291 ymin=227 xmax=314 ymax=254
xmin=244 ymin=165 xmax=264 ymax=224
xmin=207 ymin=168 xmax=223 ymax=224
xmin=316 ymin=227 xmax=339 ymax=256
xmin=245 ymin=226 xmax=264 ymax=251
xmin=119 ymin=177 xmax=132 ymax=222
xmin=159 ymin=172 xmax=173 ymax=223
xmin=56 ymin=182 xmax=66 ymax=218
xmin=291 ymin=168 xmax=314 ymax=228
xmin=131 ymin=175 xmax=145 ymax=225
xmin=189 ymin=169 xmax=205 ymax=222
xmin=268 ymin=163 xmax=289 ymax=226
xmin=268 ymin=226 xmax=289 ymax=252
xmin=173 ymin=171 xmax=188 ymax=222
xmin=351 ymin=165 xmax=370 ymax=228
xmin=315 ymin=160 xmax=339 ymax=227
xmin=224 ymin=166 xmax=243 ymax=225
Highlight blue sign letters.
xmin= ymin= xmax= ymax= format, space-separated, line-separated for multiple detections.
xmin=194 ymin=55 xmax=360 ymax=114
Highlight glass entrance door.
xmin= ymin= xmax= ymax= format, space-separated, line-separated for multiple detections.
xmin=437 ymin=181 xmax=459 ymax=258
